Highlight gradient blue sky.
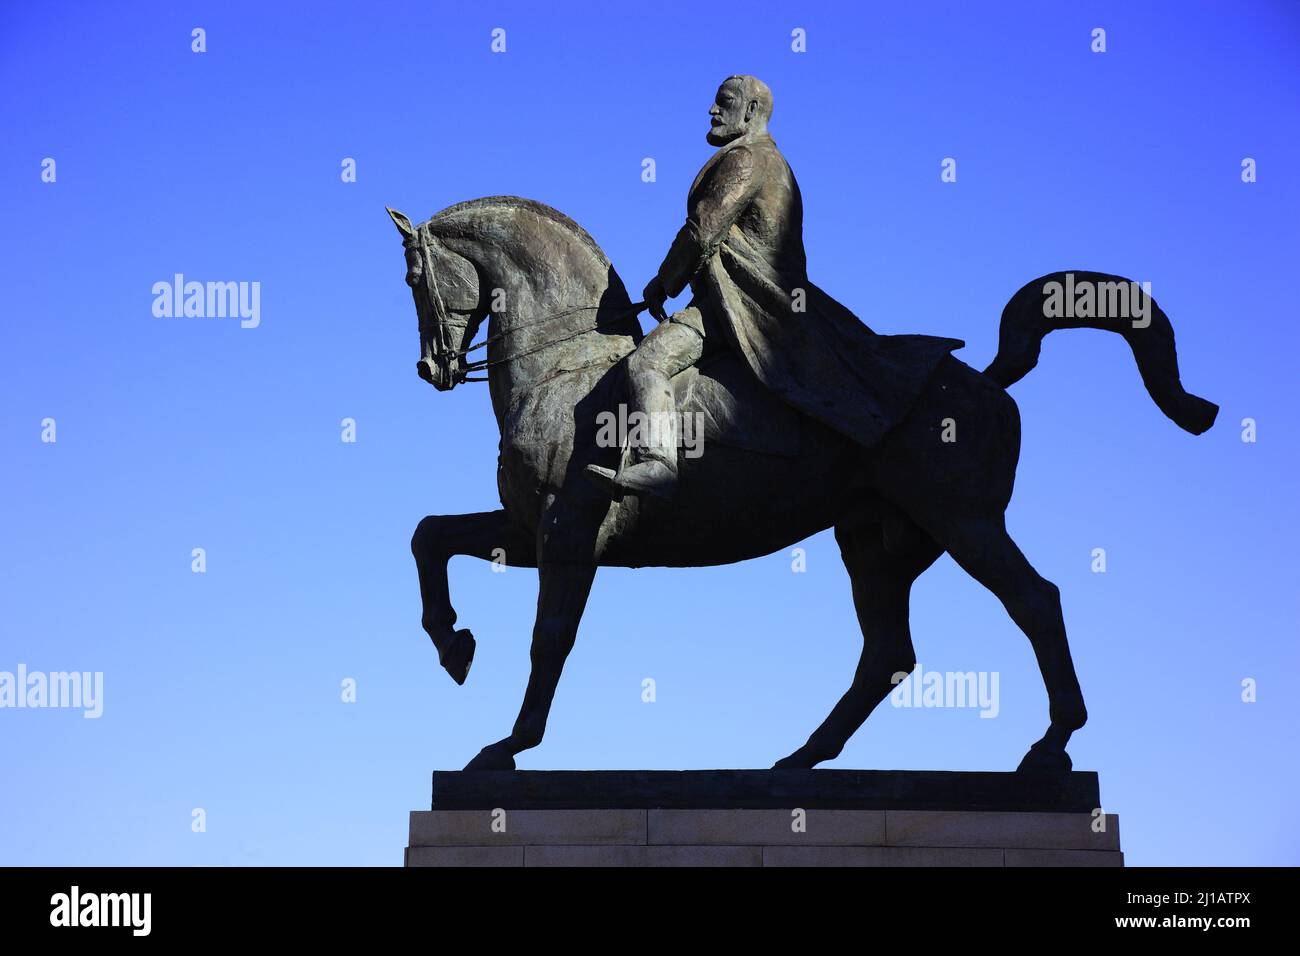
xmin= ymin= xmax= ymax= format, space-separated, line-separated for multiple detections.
xmin=1 ymin=1 xmax=1297 ymax=866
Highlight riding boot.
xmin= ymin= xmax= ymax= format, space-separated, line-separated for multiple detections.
xmin=585 ymin=368 xmax=680 ymax=500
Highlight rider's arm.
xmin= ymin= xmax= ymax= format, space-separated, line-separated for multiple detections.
xmin=656 ymin=145 xmax=759 ymax=298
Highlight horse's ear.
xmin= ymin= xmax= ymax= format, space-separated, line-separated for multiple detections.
xmin=386 ymin=207 xmax=416 ymax=238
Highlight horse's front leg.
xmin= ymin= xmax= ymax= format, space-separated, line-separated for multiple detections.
xmin=411 ymin=510 xmax=536 ymax=684
xmin=465 ymin=560 xmax=597 ymax=770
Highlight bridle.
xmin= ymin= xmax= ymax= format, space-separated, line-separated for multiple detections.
xmin=411 ymin=232 xmax=645 ymax=384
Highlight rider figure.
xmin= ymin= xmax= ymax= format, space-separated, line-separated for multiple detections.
xmin=586 ymin=74 xmax=961 ymax=500
xmin=587 ymin=75 xmax=792 ymax=499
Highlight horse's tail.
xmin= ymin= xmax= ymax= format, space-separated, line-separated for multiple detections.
xmin=983 ymin=270 xmax=1218 ymax=435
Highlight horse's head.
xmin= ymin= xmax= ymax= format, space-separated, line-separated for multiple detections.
xmin=387 ymin=206 xmax=484 ymax=391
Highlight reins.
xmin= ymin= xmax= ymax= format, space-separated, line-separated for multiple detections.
xmin=414 ymin=230 xmax=645 ymax=384
xmin=456 ymin=301 xmax=648 ymax=381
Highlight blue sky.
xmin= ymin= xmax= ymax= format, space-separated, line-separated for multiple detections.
xmin=1 ymin=0 xmax=1297 ymax=866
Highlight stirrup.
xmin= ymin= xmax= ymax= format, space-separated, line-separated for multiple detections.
xmin=584 ymin=460 xmax=677 ymax=500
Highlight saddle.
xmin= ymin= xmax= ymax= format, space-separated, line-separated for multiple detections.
xmin=670 ymin=351 xmax=803 ymax=459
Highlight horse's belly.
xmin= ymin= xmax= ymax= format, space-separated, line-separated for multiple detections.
xmin=594 ymin=432 xmax=860 ymax=568
xmin=495 ymin=356 xmax=867 ymax=568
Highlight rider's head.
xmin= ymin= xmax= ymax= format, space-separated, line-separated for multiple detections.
xmin=707 ymin=75 xmax=772 ymax=146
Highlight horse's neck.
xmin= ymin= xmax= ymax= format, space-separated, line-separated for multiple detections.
xmin=476 ymin=255 xmax=637 ymax=429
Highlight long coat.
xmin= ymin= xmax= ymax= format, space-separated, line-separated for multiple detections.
xmin=656 ymin=131 xmax=964 ymax=449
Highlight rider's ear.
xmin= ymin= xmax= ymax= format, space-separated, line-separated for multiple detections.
xmin=386 ymin=207 xmax=416 ymax=239
xmin=745 ymin=100 xmax=758 ymax=122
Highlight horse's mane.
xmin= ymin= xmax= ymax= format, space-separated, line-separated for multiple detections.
xmin=427 ymin=195 xmax=612 ymax=269
xmin=422 ymin=195 xmax=641 ymax=362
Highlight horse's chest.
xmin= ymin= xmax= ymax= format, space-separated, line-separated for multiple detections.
xmin=496 ymin=398 xmax=580 ymax=508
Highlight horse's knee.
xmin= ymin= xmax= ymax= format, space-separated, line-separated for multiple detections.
xmin=411 ymin=515 xmax=445 ymax=559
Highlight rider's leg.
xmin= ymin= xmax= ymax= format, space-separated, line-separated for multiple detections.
xmin=585 ymin=308 xmax=704 ymax=499
xmin=627 ymin=314 xmax=704 ymax=470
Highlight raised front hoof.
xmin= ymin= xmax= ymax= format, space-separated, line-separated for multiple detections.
xmin=439 ymin=628 xmax=476 ymax=686
xmin=772 ymin=747 xmax=824 ymax=770
xmin=464 ymin=743 xmax=516 ymax=771
xmin=1016 ymin=743 xmax=1073 ymax=773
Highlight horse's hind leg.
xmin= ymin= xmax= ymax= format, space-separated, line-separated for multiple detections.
xmin=927 ymin=512 xmax=1087 ymax=771
xmin=774 ymin=511 xmax=941 ymax=769
xmin=411 ymin=510 xmax=536 ymax=684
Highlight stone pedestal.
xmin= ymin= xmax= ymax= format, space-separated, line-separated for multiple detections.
xmin=404 ymin=770 xmax=1122 ymax=867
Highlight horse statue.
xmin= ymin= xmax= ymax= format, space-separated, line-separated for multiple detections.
xmin=387 ymin=196 xmax=1217 ymax=773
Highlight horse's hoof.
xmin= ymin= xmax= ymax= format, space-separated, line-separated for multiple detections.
xmin=440 ymin=628 xmax=476 ymax=686
xmin=772 ymin=748 xmax=820 ymax=770
xmin=1016 ymin=743 xmax=1072 ymax=773
xmin=464 ymin=744 xmax=516 ymax=771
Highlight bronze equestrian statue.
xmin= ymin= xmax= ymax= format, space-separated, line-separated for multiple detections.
xmin=388 ymin=75 xmax=1218 ymax=774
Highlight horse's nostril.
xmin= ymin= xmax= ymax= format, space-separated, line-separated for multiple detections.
xmin=417 ymin=359 xmax=435 ymax=383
